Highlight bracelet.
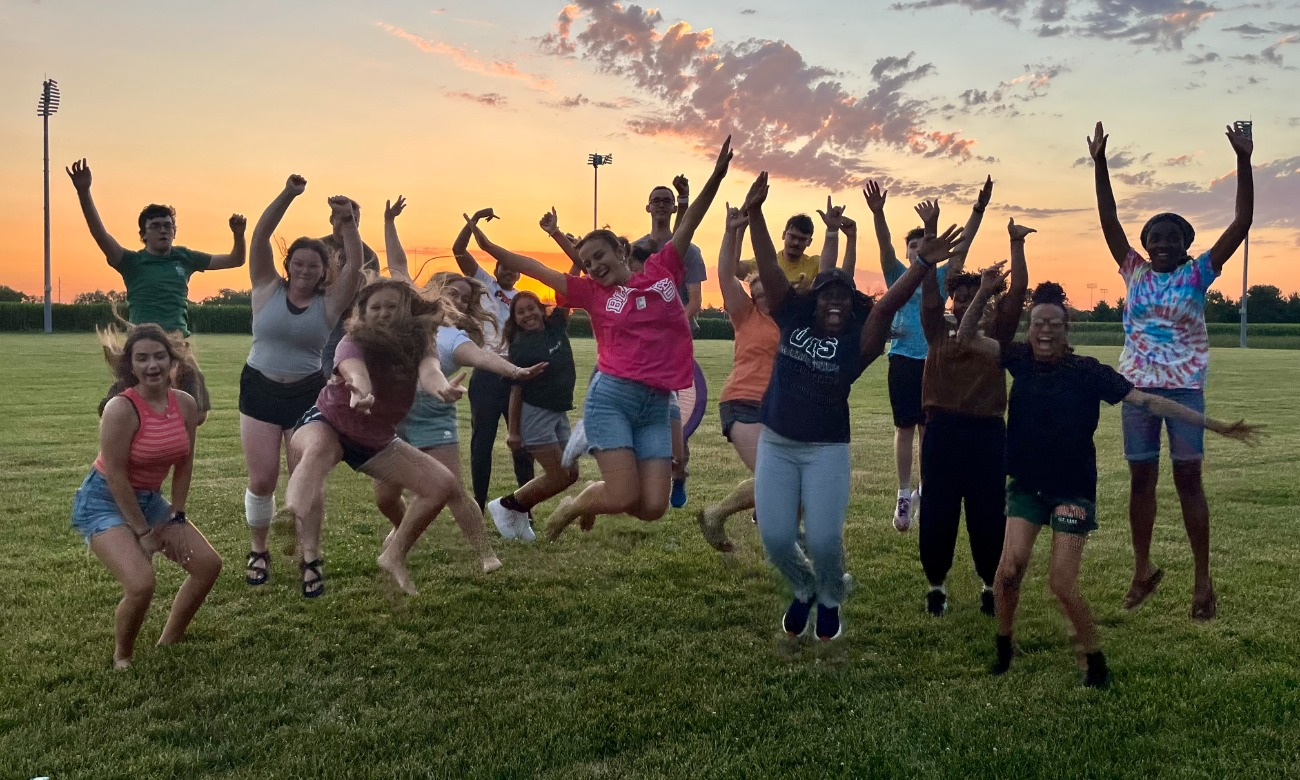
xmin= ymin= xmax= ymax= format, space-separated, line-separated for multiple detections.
xmin=973 ymin=205 xmax=986 ymax=214
xmin=168 ymin=511 xmax=188 ymax=525
xmin=917 ymin=256 xmax=937 ymax=267
xmin=1009 ymin=238 xmax=1025 ymax=244
xmin=677 ymin=197 xmax=689 ymax=204
xmin=133 ymin=526 xmax=150 ymax=539
xmin=546 ymin=229 xmax=559 ymax=237
xmin=825 ymin=229 xmax=840 ymax=237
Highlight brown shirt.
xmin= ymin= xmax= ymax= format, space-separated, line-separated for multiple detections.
xmin=922 ymin=315 xmax=1008 ymax=418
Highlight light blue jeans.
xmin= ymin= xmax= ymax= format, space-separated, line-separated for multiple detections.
xmin=754 ymin=428 xmax=850 ymax=608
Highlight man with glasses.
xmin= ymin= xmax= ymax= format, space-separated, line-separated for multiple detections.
xmin=67 ymin=158 xmax=246 ymax=424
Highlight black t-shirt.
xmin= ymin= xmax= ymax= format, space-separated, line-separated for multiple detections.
xmin=1002 ymin=342 xmax=1133 ymax=501
xmin=508 ymin=310 xmax=576 ymax=412
xmin=760 ymin=291 xmax=872 ymax=443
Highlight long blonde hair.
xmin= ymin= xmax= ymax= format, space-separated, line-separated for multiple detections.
xmin=425 ymin=271 xmax=494 ymax=347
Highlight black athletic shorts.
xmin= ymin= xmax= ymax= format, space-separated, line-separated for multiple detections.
xmin=887 ymin=354 xmax=927 ymax=428
xmin=294 ymin=406 xmax=384 ymax=471
xmin=719 ymin=399 xmax=762 ymax=442
xmin=239 ymin=364 xmax=326 ymax=429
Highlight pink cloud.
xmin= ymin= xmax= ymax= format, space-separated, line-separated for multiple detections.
xmin=377 ymin=22 xmax=555 ymax=90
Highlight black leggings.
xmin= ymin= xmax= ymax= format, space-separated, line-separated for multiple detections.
xmin=469 ymin=369 xmax=535 ymax=508
xmin=919 ymin=413 xmax=1006 ymax=587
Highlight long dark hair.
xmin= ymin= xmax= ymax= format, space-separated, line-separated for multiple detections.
xmin=346 ymin=277 xmax=449 ymax=382
xmin=501 ymin=290 xmax=549 ymax=345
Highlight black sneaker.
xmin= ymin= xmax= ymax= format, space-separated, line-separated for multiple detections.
xmin=816 ymin=604 xmax=843 ymax=641
xmin=990 ymin=634 xmax=1014 ymax=676
xmin=1082 ymin=651 xmax=1111 ymax=689
xmin=926 ymin=588 xmax=948 ymax=617
xmin=980 ymin=588 xmax=996 ymax=617
xmin=782 ymin=598 xmax=814 ymax=637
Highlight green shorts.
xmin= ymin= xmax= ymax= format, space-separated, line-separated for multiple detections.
xmin=1005 ymin=478 xmax=1097 ymax=536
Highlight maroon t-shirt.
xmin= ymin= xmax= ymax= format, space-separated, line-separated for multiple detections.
xmin=316 ymin=335 xmax=415 ymax=451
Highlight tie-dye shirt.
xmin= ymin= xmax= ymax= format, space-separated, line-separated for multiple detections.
xmin=1118 ymin=247 xmax=1218 ymax=389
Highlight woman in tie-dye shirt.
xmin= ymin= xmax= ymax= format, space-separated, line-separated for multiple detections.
xmin=1087 ymin=121 xmax=1254 ymax=622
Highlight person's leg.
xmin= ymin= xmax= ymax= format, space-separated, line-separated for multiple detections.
xmin=468 ymin=369 xmax=505 ymax=509
xmin=894 ymin=424 xmax=916 ymax=493
xmin=991 ymin=512 xmax=1043 ymax=674
xmin=513 ymin=444 xmax=579 ymax=509
xmin=1122 ymin=398 xmax=1164 ymax=607
xmin=799 ymin=442 xmax=851 ymax=639
xmin=373 ymin=478 xmax=406 ymax=529
xmin=240 ymin=414 xmax=284 ymax=583
xmin=284 ymin=423 xmax=344 ymax=594
xmin=1174 ymin=460 xmax=1214 ymax=616
xmin=755 ymin=431 xmax=817 ymax=628
xmin=919 ymin=419 xmax=962 ymax=606
xmin=699 ymin=418 xmax=763 ymax=548
xmin=157 ymin=523 xmax=223 ymax=646
xmin=632 ymin=458 xmax=673 ymax=521
xmin=544 ymin=448 xmax=643 ymax=537
xmin=1046 ymin=522 xmax=1107 ymax=686
xmin=965 ymin=420 xmax=1008 ymax=610
xmin=89 ymin=527 xmax=156 ymax=668
xmin=670 ymin=397 xmax=689 ymax=507
xmin=426 ymin=443 xmax=497 ymax=561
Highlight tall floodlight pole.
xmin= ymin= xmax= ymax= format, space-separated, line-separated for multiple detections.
xmin=37 ymin=79 xmax=61 ymax=333
xmin=1235 ymin=120 xmax=1253 ymax=348
xmin=1087 ymin=282 xmax=1097 ymax=309
xmin=588 ymin=153 xmax=613 ymax=231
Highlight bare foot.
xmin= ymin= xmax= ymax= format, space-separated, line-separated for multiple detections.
xmin=481 ymin=554 xmax=503 ymax=574
xmin=377 ymin=549 xmax=419 ymax=596
xmin=545 ymin=496 xmax=579 ymax=541
xmin=578 ymin=513 xmax=596 ymax=532
xmin=382 ymin=528 xmax=395 ymax=550
xmin=697 ymin=507 xmax=734 ymax=552
xmin=113 ymin=658 xmax=132 ymax=671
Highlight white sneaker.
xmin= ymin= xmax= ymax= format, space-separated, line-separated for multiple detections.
xmin=892 ymin=491 xmax=912 ymax=532
xmin=515 ymin=510 xmax=537 ymax=543
xmin=561 ymin=419 xmax=588 ymax=469
xmin=911 ymin=487 xmax=921 ymax=522
xmin=487 ymin=498 xmax=517 ymax=540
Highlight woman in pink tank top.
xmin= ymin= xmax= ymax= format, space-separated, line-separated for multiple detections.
xmin=71 ymin=324 xmax=219 ymax=670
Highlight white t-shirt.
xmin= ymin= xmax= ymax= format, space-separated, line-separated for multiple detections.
xmin=475 ymin=266 xmax=517 ymax=354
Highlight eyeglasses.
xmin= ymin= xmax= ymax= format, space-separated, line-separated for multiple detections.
xmin=145 ymin=223 xmax=175 ymax=233
xmin=1030 ymin=318 xmax=1065 ymax=329
xmin=648 ymin=197 xmax=675 ymax=206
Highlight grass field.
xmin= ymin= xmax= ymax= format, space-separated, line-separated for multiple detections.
xmin=1 ymin=334 xmax=1297 ymax=779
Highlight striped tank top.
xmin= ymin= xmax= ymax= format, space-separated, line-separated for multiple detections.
xmin=94 ymin=387 xmax=191 ymax=490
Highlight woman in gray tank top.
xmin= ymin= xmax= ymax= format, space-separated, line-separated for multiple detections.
xmin=241 ymin=175 xmax=364 ymax=587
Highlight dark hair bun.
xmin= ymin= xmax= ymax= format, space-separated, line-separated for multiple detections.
xmin=1031 ymin=281 xmax=1068 ymax=308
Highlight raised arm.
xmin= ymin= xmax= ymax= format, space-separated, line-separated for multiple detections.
xmin=956 ymin=261 xmax=1008 ymax=358
xmin=672 ymin=175 xmax=689 ymax=234
xmin=915 ymin=198 xmax=945 ymax=343
xmin=453 ymin=208 xmax=497 ymax=278
xmin=993 ymin=219 xmax=1036 ymax=345
xmin=539 ymin=208 xmax=583 ymax=271
xmin=863 ymin=180 xmax=900 ymax=273
xmin=469 ymin=217 xmax=568 ymax=296
xmin=1208 ymin=125 xmax=1255 ymax=273
xmin=949 ymin=175 xmax=992 ymax=275
xmin=1088 ymin=121 xmax=1132 ymax=265
xmin=815 ymin=195 xmax=843 ymax=273
xmin=207 ymin=214 xmax=248 ymax=270
xmin=66 ymin=159 xmax=127 ymax=267
xmin=1123 ymin=388 xmax=1262 ymax=444
xmin=251 ymin=175 xmax=306 ymax=292
xmin=718 ymin=204 xmax=751 ymax=315
xmin=671 ymin=136 xmax=733 ymax=260
xmin=384 ymin=197 xmax=411 ymax=282
xmin=324 ymin=196 xmax=365 ymax=322
xmin=744 ymin=172 xmax=790 ymax=312
xmin=861 ymin=225 xmax=964 ymax=362
xmin=838 ymin=214 xmax=858 ymax=276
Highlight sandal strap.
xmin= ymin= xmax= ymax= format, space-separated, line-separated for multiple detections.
xmin=247 ymin=550 xmax=271 ymax=564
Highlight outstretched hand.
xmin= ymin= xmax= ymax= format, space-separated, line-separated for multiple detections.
xmin=540 ymin=207 xmax=559 ymax=235
xmin=346 ymin=381 xmax=374 ymax=412
xmin=975 ymin=175 xmax=993 ymax=210
xmin=1215 ymin=419 xmax=1264 ymax=444
xmin=1008 ymin=218 xmax=1037 ymax=241
xmin=916 ymin=224 xmax=965 ymax=265
xmin=1225 ymin=124 xmax=1253 ymax=158
xmin=817 ymin=195 xmax=845 ymax=230
xmin=725 ymin=202 xmax=749 ymax=232
xmin=285 ymin=174 xmax=307 ymax=196
xmin=713 ymin=135 xmax=734 ymax=178
xmin=914 ymin=199 xmax=940 ymax=227
xmin=863 ymin=180 xmax=887 ymax=213
xmin=66 ymin=159 xmax=92 ymax=192
xmin=513 ymin=362 xmax=549 ymax=382
xmin=741 ymin=171 xmax=769 ymax=214
xmin=385 ymin=196 xmax=406 ymax=222
xmin=437 ymin=371 xmax=468 ymax=403
xmin=1087 ymin=121 xmax=1109 ymax=163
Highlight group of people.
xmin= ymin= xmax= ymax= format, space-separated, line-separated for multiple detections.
xmin=66 ymin=123 xmax=1260 ymax=687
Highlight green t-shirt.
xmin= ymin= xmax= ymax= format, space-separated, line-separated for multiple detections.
xmin=117 ymin=246 xmax=212 ymax=335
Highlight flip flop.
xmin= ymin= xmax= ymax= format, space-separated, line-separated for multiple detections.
xmin=1121 ymin=567 xmax=1163 ymax=611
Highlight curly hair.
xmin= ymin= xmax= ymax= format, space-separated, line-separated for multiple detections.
xmin=346 ymin=276 xmax=449 ymax=383
xmin=96 ymin=317 xmax=192 ymax=415
xmin=1030 ymin=280 xmax=1069 ymax=315
xmin=282 ymin=236 xmax=335 ymax=295
xmin=945 ymin=272 xmax=982 ymax=296
xmin=425 ymin=271 xmax=493 ymax=347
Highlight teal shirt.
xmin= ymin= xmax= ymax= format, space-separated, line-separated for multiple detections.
xmin=883 ymin=258 xmax=948 ymax=360
xmin=117 ymin=246 xmax=212 ymax=335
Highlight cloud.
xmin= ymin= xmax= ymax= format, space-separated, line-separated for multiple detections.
xmin=377 ymin=21 xmax=555 ymax=89
xmin=1003 ymin=203 xmax=1091 ymax=218
xmin=1122 ymin=156 xmax=1300 ymax=234
xmin=1115 ymin=170 xmax=1159 ymax=187
xmin=445 ymin=91 xmax=508 ymax=107
xmin=891 ymin=0 xmax=1217 ymax=49
xmin=1233 ymin=33 xmax=1300 ymax=66
xmin=954 ymin=61 xmax=1069 ymax=116
xmin=1073 ymin=149 xmax=1137 ymax=169
xmin=546 ymin=93 xmax=638 ymax=110
xmin=741 ymin=8 xmax=757 ymax=14
xmin=1165 ymin=153 xmax=1199 ymax=166
xmin=537 ymin=1 xmax=981 ymax=189
xmin=1224 ymin=22 xmax=1271 ymax=36
xmin=1185 ymin=51 xmax=1220 ymax=63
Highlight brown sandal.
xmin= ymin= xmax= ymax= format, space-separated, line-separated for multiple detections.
xmin=1121 ymin=568 xmax=1163 ymax=610
xmin=1191 ymin=590 xmax=1217 ymax=621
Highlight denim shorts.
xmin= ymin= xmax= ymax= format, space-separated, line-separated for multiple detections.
xmin=70 ymin=469 xmax=172 ymax=542
xmin=521 ymin=403 xmax=571 ymax=448
xmin=583 ymin=372 xmax=672 ymax=460
xmin=1121 ymin=387 xmax=1205 ymax=463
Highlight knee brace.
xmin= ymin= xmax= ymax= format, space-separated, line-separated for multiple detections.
xmin=245 ymin=489 xmax=276 ymax=529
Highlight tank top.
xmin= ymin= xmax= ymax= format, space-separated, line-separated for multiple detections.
xmin=247 ymin=284 xmax=334 ymax=380
xmin=94 ymin=388 xmax=191 ymax=491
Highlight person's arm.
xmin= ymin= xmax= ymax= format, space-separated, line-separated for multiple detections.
xmin=671 ymin=136 xmax=732 ymax=261
xmin=1088 ymin=121 xmax=1132 ymax=265
xmin=672 ymin=174 xmax=689 ymax=234
xmin=861 ymin=225 xmax=964 ymax=362
xmin=863 ymin=180 xmax=900 ymax=274
xmin=718 ymin=205 xmax=751 ymax=315
xmin=743 ymin=172 xmax=791 ymax=312
xmin=1123 ymin=388 xmax=1262 ymax=444
xmin=920 ymin=262 xmax=945 ymax=344
xmin=65 ymin=159 xmax=127 ymax=268
xmin=1209 ymin=125 xmax=1255 ymax=273
xmin=956 ymin=262 xmax=1008 ymax=358
xmin=324 ymin=196 xmax=365 ymax=323
xmin=684 ymin=283 xmax=703 ymax=320
xmin=506 ymin=384 xmax=524 ymax=453
xmin=540 ymin=208 xmax=582 ymax=269
xmin=453 ymin=208 xmax=497 ymax=278
xmin=206 ymin=214 xmax=248 ymax=270
xmin=452 ymin=342 xmax=547 ymax=382
xmin=469 ymin=218 xmax=569 ymax=296
xmin=417 ymin=355 xmax=466 ymax=403
xmin=383 ymin=196 xmax=411 ymax=282
xmin=838 ymin=214 xmax=858 ymax=276
xmin=335 ymin=357 xmax=375 ymax=411
xmin=815 ymin=195 xmax=843 ymax=273
xmin=993 ymin=219 xmax=1035 ymax=346
xmin=97 ymin=397 xmax=150 ymax=536
xmin=250 ymin=175 xmax=306 ymax=294
xmin=148 ymin=390 xmax=199 ymax=565
xmin=949 ymin=175 xmax=993 ymax=275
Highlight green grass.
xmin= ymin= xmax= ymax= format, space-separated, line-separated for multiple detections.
xmin=1 ymin=335 xmax=1297 ymax=779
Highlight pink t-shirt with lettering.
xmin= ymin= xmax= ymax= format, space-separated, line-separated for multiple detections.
xmin=1119 ymin=247 xmax=1218 ymax=390
xmin=564 ymin=243 xmax=694 ymax=392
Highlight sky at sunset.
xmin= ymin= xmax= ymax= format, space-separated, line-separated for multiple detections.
xmin=2 ymin=0 xmax=1298 ymax=310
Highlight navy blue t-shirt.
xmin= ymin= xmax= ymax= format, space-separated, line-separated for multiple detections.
xmin=760 ymin=291 xmax=872 ymax=443
xmin=508 ymin=309 xmax=576 ymax=412
xmin=1003 ymin=342 xmax=1133 ymax=501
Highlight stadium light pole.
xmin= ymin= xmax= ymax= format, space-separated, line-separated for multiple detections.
xmin=588 ymin=153 xmax=612 ymax=231
xmin=1086 ymin=282 xmax=1097 ymax=309
xmin=1235 ymin=119 xmax=1252 ymax=349
xmin=38 ymin=78 xmax=61 ymax=334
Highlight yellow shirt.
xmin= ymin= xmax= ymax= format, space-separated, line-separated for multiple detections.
xmin=741 ymin=250 xmax=820 ymax=291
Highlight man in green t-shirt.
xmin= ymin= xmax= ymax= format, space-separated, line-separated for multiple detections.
xmin=68 ymin=158 xmax=247 ymax=424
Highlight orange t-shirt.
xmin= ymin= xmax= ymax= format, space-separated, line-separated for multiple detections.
xmin=721 ymin=297 xmax=780 ymax=403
